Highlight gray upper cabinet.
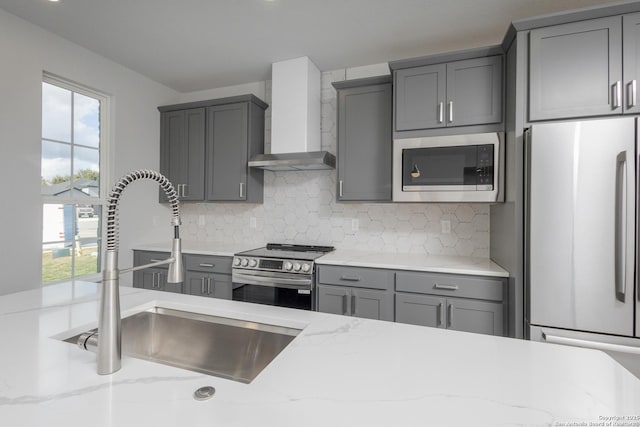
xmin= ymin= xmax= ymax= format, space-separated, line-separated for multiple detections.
xmin=159 ymin=108 xmax=206 ymax=202
xmin=446 ymin=56 xmax=503 ymax=127
xmin=333 ymin=76 xmax=393 ymax=202
xmin=206 ymin=101 xmax=264 ymax=202
xmin=529 ymin=16 xmax=622 ymax=121
xmin=393 ymin=55 xmax=503 ymax=132
xmin=395 ymin=64 xmax=446 ymax=131
xmin=158 ymin=95 xmax=267 ymax=204
xmin=624 ymin=12 xmax=640 ymax=115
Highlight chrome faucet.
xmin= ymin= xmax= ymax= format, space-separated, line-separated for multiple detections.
xmin=95 ymin=170 xmax=183 ymax=375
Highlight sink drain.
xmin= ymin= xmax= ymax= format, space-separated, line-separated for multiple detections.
xmin=193 ymin=386 xmax=216 ymax=401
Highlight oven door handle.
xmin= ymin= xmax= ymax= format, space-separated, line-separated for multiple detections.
xmin=232 ymin=272 xmax=312 ymax=290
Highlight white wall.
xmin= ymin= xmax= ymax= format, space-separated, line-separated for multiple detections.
xmin=0 ymin=9 xmax=179 ymax=295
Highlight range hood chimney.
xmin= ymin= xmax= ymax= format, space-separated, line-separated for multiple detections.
xmin=248 ymin=56 xmax=335 ymax=171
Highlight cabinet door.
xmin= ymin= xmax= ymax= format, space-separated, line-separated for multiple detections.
xmin=395 ymin=64 xmax=446 ymax=131
xmin=446 ymin=56 xmax=502 ymax=127
xmin=159 ymin=108 xmax=205 ymax=202
xmin=529 ymin=16 xmax=622 ymax=121
xmin=206 ymin=103 xmax=248 ymax=201
xmin=395 ymin=293 xmax=445 ymax=329
xmin=447 ymin=298 xmax=504 ymax=336
xmin=351 ymin=288 xmax=393 ymax=321
xmin=317 ymin=285 xmax=350 ymax=315
xmin=210 ymin=274 xmax=232 ymax=300
xmin=185 ymin=271 xmax=208 ymax=297
xmin=337 ymin=83 xmax=392 ymax=201
xmin=623 ymin=12 xmax=640 ymax=114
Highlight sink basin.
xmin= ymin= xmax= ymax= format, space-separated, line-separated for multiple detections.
xmin=64 ymin=307 xmax=301 ymax=383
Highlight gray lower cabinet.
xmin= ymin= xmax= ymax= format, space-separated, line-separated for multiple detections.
xmin=395 ymin=271 xmax=506 ymax=336
xmin=132 ymin=251 xmax=183 ymax=293
xmin=317 ymin=284 xmax=393 ymax=321
xmin=183 ymin=253 xmax=233 ymax=299
xmin=333 ymin=76 xmax=392 ymax=202
xmin=395 ymin=293 xmax=503 ymax=335
xmin=158 ymin=95 xmax=267 ymax=204
xmin=316 ymin=266 xmax=394 ymax=321
xmin=133 ymin=250 xmax=232 ymax=299
xmin=393 ymin=55 xmax=502 ymax=132
xmin=185 ymin=272 xmax=232 ymax=299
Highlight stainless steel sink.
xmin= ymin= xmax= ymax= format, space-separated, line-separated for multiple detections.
xmin=64 ymin=307 xmax=301 ymax=383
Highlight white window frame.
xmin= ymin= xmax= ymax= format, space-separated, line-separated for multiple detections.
xmin=41 ymin=72 xmax=111 ymax=284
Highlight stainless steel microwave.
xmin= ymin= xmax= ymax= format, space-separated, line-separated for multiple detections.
xmin=392 ymin=133 xmax=504 ymax=203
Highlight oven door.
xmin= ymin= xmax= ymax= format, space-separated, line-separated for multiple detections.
xmin=231 ymin=270 xmax=314 ymax=310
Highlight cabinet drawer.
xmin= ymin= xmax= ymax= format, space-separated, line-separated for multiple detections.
xmin=396 ymin=271 xmax=504 ymax=301
xmin=185 ymin=254 xmax=232 ymax=274
xmin=134 ymin=251 xmax=171 ymax=270
xmin=317 ymin=266 xmax=393 ymax=290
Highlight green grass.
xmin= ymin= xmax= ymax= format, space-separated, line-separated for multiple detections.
xmin=42 ymin=249 xmax=100 ymax=283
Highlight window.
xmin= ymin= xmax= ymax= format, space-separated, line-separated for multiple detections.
xmin=41 ymin=74 xmax=109 ymax=284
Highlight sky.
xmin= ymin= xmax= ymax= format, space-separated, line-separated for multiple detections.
xmin=41 ymin=82 xmax=100 ymax=183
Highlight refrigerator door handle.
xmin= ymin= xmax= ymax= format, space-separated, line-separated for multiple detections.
xmin=614 ymin=151 xmax=627 ymax=302
xmin=542 ymin=332 xmax=640 ymax=355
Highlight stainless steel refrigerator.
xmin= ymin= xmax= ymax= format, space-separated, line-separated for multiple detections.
xmin=526 ymin=117 xmax=640 ymax=378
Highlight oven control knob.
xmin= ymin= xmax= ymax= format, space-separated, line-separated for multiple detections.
xmin=284 ymin=261 xmax=293 ymax=271
xmin=293 ymin=262 xmax=301 ymax=272
xmin=233 ymin=257 xmax=241 ymax=266
xmin=301 ymin=263 xmax=311 ymax=272
xmin=248 ymin=258 xmax=257 ymax=267
xmin=240 ymin=258 xmax=249 ymax=267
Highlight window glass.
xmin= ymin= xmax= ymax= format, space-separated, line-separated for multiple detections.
xmin=41 ymin=77 xmax=106 ymax=284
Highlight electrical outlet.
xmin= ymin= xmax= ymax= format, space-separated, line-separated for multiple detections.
xmin=250 ymin=217 xmax=257 ymax=229
xmin=441 ymin=219 xmax=451 ymax=234
xmin=352 ymin=218 xmax=359 ymax=232
xmin=198 ymin=215 xmax=206 ymax=226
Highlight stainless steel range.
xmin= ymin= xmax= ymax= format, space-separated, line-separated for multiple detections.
xmin=232 ymin=243 xmax=335 ymax=310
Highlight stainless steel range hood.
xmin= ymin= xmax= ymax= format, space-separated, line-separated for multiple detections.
xmin=248 ymin=151 xmax=336 ymax=171
xmin=249 ymin=56 xmax=335 ymax=171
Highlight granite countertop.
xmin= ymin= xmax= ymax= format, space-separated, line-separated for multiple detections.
xmin=316 ymin=249 xmax=509 ymax=277
xmin=0 ymin=282 xmax=638 ymax=426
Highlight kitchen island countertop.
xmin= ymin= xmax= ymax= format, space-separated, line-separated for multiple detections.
xmin=0 ymin=281 xmax=638 ymax=426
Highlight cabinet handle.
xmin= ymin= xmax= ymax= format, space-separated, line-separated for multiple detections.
xmin=150 ymin=259 xmax=163 ymax=263
xmin=351 ymin=292 xmax=356 ymax=315
xmin=437 ymin=102 xmax=444 ymax=123
xmin=340 ymin=275 xmax=361 ymax=282
xmin=199 ymin=263 xmax=215 ymax=268
xmin=342 ymin=294 xmax=348 ymax=315
xmin=447 ymin=303 xmax=453 ymax=327
xmin=152 ymin=272 xmax=156 ymax=288
xmin=239 ymin=182 xmax=245 ymax=199
xmin=448 ymin=101 xmax=453 ymax=123
xmin=182 ymin=184 xmax=188 ymax=198
xmin=207 ymin=277 xmax=212 ymax=295
xmin=434 ymin=284 xmax=459 ymax=291
xmin=438 ymin=302 xmax=444 ymax=326
xmin=628 ymin=80 xmax=637 ymax=108
xmin=201 ymin=277 xmax=206 ymax=294
xmin=613 ymin=81 xmax=622 ymax=109
xmin=339 ymin=180 xmax=344 ymax=198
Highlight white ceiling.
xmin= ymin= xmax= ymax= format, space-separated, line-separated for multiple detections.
xmin=0 ymin=0 xmax=623 ymax=92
